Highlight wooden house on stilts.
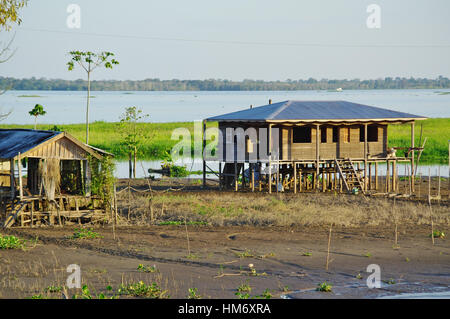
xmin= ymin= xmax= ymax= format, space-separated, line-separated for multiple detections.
xmin=202 ymin=100 xmax=427 ymax=194
xmin=0 ymin=129 xmax=112 ymax=228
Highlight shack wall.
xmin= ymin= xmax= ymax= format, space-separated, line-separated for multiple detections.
xmin=217 ymin=122 xmax=388 ymax=162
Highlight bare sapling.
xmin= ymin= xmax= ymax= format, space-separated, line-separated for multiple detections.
xmin=325 ymin=223 xmax=333 ymax=271
xmin=428 ymin=168 xmax=434 ymax=245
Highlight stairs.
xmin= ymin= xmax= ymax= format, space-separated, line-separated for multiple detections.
xmin=335 ymin=159 xmax=365 ymax=195
xmin=3 ymin=201 xmax=27 ymax=228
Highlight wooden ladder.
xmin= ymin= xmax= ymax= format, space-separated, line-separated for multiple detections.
xmin=3 ymin=201 xmax=27 ymax=228
xmin=335 ymin=159 xmax=365 ymax=195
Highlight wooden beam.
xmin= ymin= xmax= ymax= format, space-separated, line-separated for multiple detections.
xmin=268 ymin=124 xmax=273 ymax=194
xmin=18 ymin=152 xmax=23 ymax=200
xmin=411 ymin=121 xmax=415 ymax=193
xmin=316 ymin=124 xmax=320 ymax=191
xmin=10 ymin=158 xmax=15 ymax=200
xmin=202 ymin=119 xmax=207 ymax=188
xmin=364 ymin=124 xmax=368 ymax=192
xmin=294 ymin=163 xmax=297 ymax=194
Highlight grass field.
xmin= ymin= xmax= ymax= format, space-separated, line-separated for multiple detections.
xmin=1 ymin=118 xmax=448 ymax=163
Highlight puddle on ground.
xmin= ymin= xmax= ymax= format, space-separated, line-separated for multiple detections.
xmin=282 ymin=281 xmax=450 ymax=299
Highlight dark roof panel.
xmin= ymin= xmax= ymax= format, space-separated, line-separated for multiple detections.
xmin=0 ymin=129 xmax=61 ymax=159
xmin=206 ymin=100 xmax=426 ymax=121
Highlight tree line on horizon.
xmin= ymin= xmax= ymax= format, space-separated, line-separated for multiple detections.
xmin=0 ymin=76 xmax=449 ymax=91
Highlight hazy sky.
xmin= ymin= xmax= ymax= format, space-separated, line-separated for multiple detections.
xmin=1 ymin=0 xmax=449 ymax=81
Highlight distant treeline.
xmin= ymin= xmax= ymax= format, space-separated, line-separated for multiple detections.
xmin=1 ymin=76 xmax=449 ymax=91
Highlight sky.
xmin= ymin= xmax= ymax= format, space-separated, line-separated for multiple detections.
xmin=0 ymin=0 xmax=449 ymax=81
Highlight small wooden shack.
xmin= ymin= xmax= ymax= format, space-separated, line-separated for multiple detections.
xmin=202 ymin=100 xmax=427 ymax=194
xmin=0 ymin=129 xmax=110 ymax=228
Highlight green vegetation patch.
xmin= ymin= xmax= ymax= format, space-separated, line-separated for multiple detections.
xmin=0 ymin=234 xmax=26 ymax=249
xmin=70 ymin=227 xmax=103 ymax=240
xmin=117 ymin=281 xmax=169 ymax=298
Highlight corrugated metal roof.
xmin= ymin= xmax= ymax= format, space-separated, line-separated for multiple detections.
xmin=206 ymin=100 xmax=426 ymax=122
xmin=0 ymin=129 xmax=62 ymax=159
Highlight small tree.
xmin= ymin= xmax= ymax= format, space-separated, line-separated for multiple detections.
xmin=0 ymin=0 xmax=28 ymax=31
xmin=119 ymin=106 xmax=149 ymax=178
xmin=67 ymin=51 xmax=119 ymax=144
xmin=29 ymin=104 xmax=46 ymax=129
xmin=1 ymin=0 xmax=28 ymax=120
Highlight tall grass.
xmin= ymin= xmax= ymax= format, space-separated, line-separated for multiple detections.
xmin=388 ymin=118 xmax=450 ymax=164
xmin=1 ymin=118 xmax=448 ymax=163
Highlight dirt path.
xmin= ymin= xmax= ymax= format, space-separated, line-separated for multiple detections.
xmin=1 ymin=224 xmax=448 ymax=299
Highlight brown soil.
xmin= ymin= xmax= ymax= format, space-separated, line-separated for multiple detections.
xmin=1 ymin=223 xmax=448 ymax=299
xmin=0 ymin=178 xmax=448 ymax=299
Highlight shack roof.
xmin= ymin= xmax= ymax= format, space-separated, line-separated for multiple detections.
xmin=0 ymin=129 xmax=105 ymax=160
xmin=206 ymin=100 xmax=427 ymax=123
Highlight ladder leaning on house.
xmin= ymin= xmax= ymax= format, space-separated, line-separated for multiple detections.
xmin=335 ymin=159 xmax=365 ymax=195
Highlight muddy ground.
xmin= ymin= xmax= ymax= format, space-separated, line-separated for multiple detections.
xmin=1 ymin=223 xmax=448 ymax=299
xmin=0 ymin=177 xmax=449 ymax=299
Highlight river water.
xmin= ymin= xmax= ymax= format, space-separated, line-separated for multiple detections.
xmin=1 ymin=89 xmax=448 ymax=178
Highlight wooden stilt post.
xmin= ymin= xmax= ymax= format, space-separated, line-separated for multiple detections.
xmin=386 ymin=160 xmax=390 ymax=192
xmin=202 ymin=120 xmax=207 ymax=189
xmin=294 ymin=163 xmax=297 ymax=194
xmin=364 ymin=124 xmax=368 ymax=191
xmin=259 ymin=163 xmax=262 ymax=192
xmin=392 ymin=161 xmax=396 ymax=193
xmin=375 ymin=162 xmax=378 ymax=190
xmin=368 ymin=163 xmax=372 ymax=190
xmin=299 ymin=168 xmax=303 ymax=192
xmin=411 ymin=121 xmax=415 ymax=193
xmin=234 ymin=161 xmax=238 ymax=192
xmin=268 ymin=124 xmax=273 ymax=194
xmin=219 ymin=162 xmax=222 ymax=190
xmin=251 ymin=163 xmax=255 ymax=192
xmin=10 ymin=158 xmax=15 ymax=200
xmin=30 ymin=201 xmax=34 ymax=227
xmin=316 ymin=124 xmax=320 ymax=192
xmin=322 ymin=164 xmax=326 ymax=192
xmin=18 ymin=152 xmax=23 ymax=201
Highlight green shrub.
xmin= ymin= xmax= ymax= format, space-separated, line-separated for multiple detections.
xmin=0 ymin=235 xmax=25 ymax=249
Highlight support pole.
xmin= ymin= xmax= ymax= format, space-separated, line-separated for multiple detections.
xmin=10 ymin=158 xmax=15 ymax=200
xmin=251 ymin=163 xmax=255 ymax=192
xmin=364 ymin=124 xmax=368 ymax=192
xmin=386 ymin=160 xmax=390 ymax=192
xmin=219 ymin=162 xmax=222 ymax=190
xmin=234 ymin=161 xmax=238 ymax=192
xmin=294 ymin=163 xmax=297 ymax=194
xmin=316 ymin=124 xmax=320 ymax=191
xmin=202 ymin=120 xmax=207 ymax=188
xmin=375 ymin=162 xmax=379 ymax=190
xmin=268 ymin=124 xmax=273 ymax=194
xmin=18 ymin=153 xmax=23 ymax=201
xmin=411 ymin=121 xmax=415 ymax=193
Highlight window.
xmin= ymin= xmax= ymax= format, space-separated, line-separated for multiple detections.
xmin=320 ymin=127 xmax=327 ymax=143
xmin=293 ymin=126 xmax=311 ymax=143
xmin=332 ymin=127 xmax=339 ymax=143
xmin=368 ymin=125 xmax=378 ymax=142
xmin=360 ymin=125 xmax=378 ymax=142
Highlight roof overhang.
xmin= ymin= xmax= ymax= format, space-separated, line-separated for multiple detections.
xmin=207 ymin=117 xmax=427 ymax=125
xmin=0 ymin=131 xmax=105 ymax=161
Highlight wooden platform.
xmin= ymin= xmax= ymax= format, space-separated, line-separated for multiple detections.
xmin=1 ymin=195 xmax=108 ymax=228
